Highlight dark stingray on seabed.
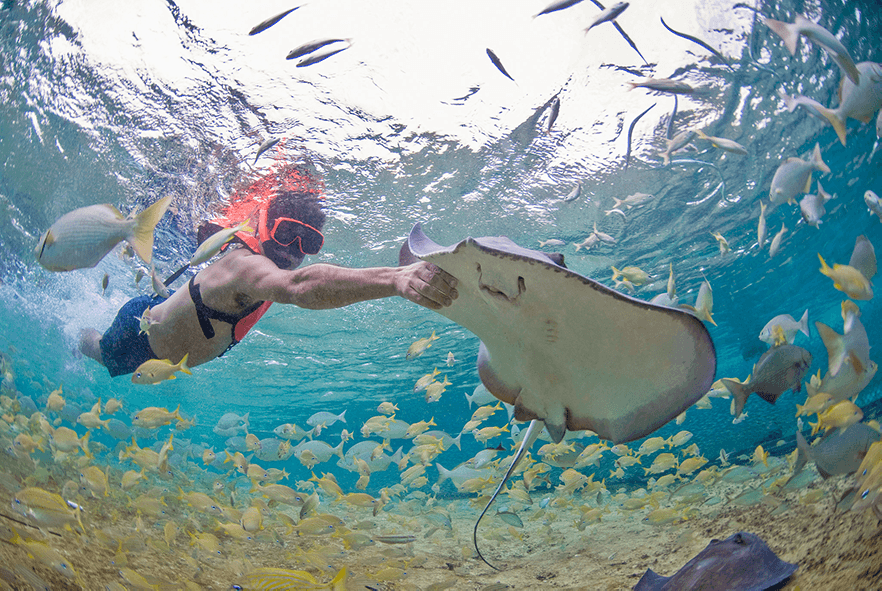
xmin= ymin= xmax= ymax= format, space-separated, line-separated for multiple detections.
xmin=634 ymin=532 xmax=798 ymax=591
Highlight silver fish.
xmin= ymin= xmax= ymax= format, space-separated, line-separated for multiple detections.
xmin=248 ymin=6 xmax=299 ymax=36
xmin=486 ymin=48 xmax=515 ymax=81
xmin=296 ymin=42 xmax=351 ymax=67
xmin=286 ymin=38 xmax=349 ymax=61
xmin=253 ymin=137 xmax=280 ymax=164
xmin=764 ymin=15 xmax=861 ymax=85
xmin=866 ymin=190 xmax=882 ymax=222
xmin=584 ymin=1 xmax=629 ymax=33
xmin=629 ymin=77 xmax=694 ymax=95
xmin=562 ymin=185 xmax=581 ymax=202
xmin=545 ymin=96 xmax=561 ymax=133
xmin=534 ymin=0 xmax=584 ymax=18
xmin=723 ymin=344 xmax=812 ymax=417
xmin=36 ymin=197 xmax=172 ymax=272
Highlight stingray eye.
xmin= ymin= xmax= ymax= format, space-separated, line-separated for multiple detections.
xmin=733 ymin=533 xmax=745 ymax=545
xmin=475 ymin=263 xmax=481 ymax=274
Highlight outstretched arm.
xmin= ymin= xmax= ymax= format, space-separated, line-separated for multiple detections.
xmin=245 ymin=257 xmax=458 ymax=310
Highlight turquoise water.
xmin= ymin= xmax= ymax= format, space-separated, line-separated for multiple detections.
xmin=1 ymin=0 xmax=881 ymax=588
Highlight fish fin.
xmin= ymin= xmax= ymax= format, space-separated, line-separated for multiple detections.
xmin=798 ymin=309 xmax=810 ymax=338
xmin=814 ymin=103 xmax=847 ymax=146
xmin=817 ymin=464 xmax=833 ymax=480
xmin=816 ymin=321 xmax=846 ymax=376
xmin=722 ymin=378 xmax=749 ymax=417
xmin=764 ymin=17 xmax=800 ymax=54
xmin=128 ymin=196 xmax=173 ymax=265
xmin=811 ymin=143 xmax=831 ymax=174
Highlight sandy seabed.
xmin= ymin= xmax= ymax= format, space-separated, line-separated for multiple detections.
xmin=1 ymin=466 xmax=880 ymax=591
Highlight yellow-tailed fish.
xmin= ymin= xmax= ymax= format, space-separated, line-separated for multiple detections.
xmin=190 ymin=219 xmax=252 ymax=266
xmin=406 ymin=331 xmax=439 ymax=360
xmin=35 ymin=196 xmax=172 ymax=272
xmin=131 ymin=355 xmax=192 ymax=385
xmin=131 ymin=404 xmax=183 ymax=428
xmin=818 ymin=254 xmax=873 ymax=300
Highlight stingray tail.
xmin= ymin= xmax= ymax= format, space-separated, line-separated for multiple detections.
xmin=474 ymin=419 xmax=543 ymax=571
xmin=722 ymin=378 xmax=750 ymax=417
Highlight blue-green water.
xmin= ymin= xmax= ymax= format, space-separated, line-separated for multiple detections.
xmin=0 ymin=0 xmax=880 ymax=588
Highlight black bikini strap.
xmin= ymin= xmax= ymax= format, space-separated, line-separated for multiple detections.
xmin=188 ymin=277 xmax=216 ymax=339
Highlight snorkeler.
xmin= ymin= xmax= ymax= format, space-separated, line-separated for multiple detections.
xmin=78 ymin=163 xmax=458 ymax=379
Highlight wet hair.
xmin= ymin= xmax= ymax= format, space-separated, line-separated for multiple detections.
xmin=261 ymin=190 xmax=326 ymax=269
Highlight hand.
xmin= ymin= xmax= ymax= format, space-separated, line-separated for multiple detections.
xmin=397 ymin=262 xmax=458 ymax=310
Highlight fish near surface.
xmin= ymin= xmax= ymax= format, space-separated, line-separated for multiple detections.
xmin=634 ymin=532 xmax=797 ymax=591
xmin=35 ymin=196 xmax=172 ymax=272
xmin=814 ymin=61 xmax=882 ymax=146
xmin=723 ymin=345 xmax=812 ymax=417
xmin=401 ymin=223 xmax=715 ymax=445
xmin=764 ymin=15 xmax=861 ymax=84
xmin=769 ymin=143 xmax=829 ymax=209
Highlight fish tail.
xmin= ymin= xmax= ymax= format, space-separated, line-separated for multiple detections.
xmin=611 ymin=266 xmax=621 ymax=282
xmin=329 ymin=566 xmax=348 ymax=591
xmin=810 ymin=143 xmax=831 ymax=174
xmin=798 ymin=309 xmax=810 ymax=338
xmin=817 ymin=253 xmax=832 ymax=277
xmin=128 ymin=196 xmax=173 ymax=265
xmin=722 ymin=378 xmax=749 ymax=418
xmin=764 ymin=17 xmax=800 ymax=55
xmin=178 ymin=353 xmax=192 ymax=376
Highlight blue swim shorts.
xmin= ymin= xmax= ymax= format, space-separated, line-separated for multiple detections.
xmin=99 ymin=292 xmax=171 ymax=377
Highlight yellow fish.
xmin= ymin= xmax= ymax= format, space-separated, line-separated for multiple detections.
xmin=132 ymin=404 xmax=183 ymax=429
xmin=234 ymin=567 xmax=347 ymax=591
xmin=35 ymin=196 xmax=172 ymax=272
xmin=818 ymin=254 xmax=873 ymax=300
xmin=425 ymin=375 xmax=452 ymax=403
xmin=811 ymin=400 xmax=864 ymax=435
xmin=50 ymin=426 xmax=90 ymax=455
xmin=46 ymin=385 xmax=65 ymax=412
xmin=413 ymin=367 xmax=440 ymax=392
xmin=12 ymin=487 xmax=84 ymax=531
xmin=9 ymin=527 xmax=80 ymax=581
xmin=611 ymin=265 xmax=649 ymax=285
xmin=406 ymin=331 xmax=439 ymax=360
xmin=796 ymin=392 xmax=833 ymax=417
xmin=189 ymin=218 xmax=252 ymax=266
xmin=131 ymin=354 xmax=192 ymax=385
xmin=752 ymin=444 xmax=769 ymax=467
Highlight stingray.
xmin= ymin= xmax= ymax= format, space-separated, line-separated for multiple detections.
xmin=401 ymin=224 xmax=716 ymax=567
xmin=634 ymin=532 xmax=798 ymax=590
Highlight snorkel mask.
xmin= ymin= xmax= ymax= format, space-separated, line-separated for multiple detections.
xmin=258 ymin=205 xmax=324 ymax=256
